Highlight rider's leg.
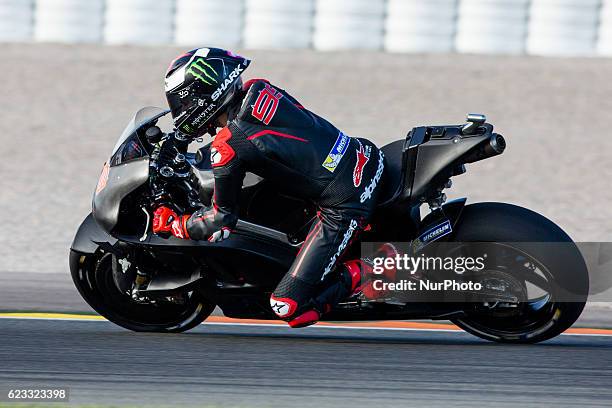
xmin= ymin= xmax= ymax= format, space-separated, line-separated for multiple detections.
xmin=271 ymin=139 xmax=385 ymax=327
xmin=306 ymin=244 xmax=399 ymax=313
xmin=269 ymin=208 xmax=368 ymax=327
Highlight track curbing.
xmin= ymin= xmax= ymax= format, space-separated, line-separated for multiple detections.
xmin=1 ymin=312 xmax=611 ymax=336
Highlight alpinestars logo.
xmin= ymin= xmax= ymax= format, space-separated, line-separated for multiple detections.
xmin=269 ymin=298 xmax=294 ymax=318
xmin=360 ymin=150 xmax=384 ymax=203
xmin=210 ymin=147 xmax=222 ymax=165
xmin=211 ymin=65 xmax=244 ymax=101
xmin=323 ymin=219 xmax=359 ymax=276
xmin=353 ymin=140 xmax=371 ymax=187
xmin=271 ymin=302 xmax=287 ymax=315
xmin=187 ymin=58 xmax=219 ymax=85
xmin=171 ymin=222 xmax=185 ymax=239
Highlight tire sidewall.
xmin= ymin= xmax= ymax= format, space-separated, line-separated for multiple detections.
xmin=450 ymin=202 xmax=588 ymax=343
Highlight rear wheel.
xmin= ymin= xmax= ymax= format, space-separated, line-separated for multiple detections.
xmin=449 ymin=203 xmax=588 ymax=343
xmin=71 ymin=251 xmax=215 ymax=333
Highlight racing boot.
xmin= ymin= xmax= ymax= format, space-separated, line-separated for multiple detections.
xmin=287 ymin=300 xmax=330 ymax=328
xmin=282 ymin=243 xmax=401 ymax=328
xmin=287 ymin=258 xmax=374 ymax=328
xmin=279 ymin=272 xmax=351 ymax=329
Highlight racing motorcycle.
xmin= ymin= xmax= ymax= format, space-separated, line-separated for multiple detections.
xmin=70 ymin=107 xmax=589 ymax=343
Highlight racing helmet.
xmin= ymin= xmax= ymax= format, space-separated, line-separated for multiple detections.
xmin=165 ymin=47 xmax=251 ymax=138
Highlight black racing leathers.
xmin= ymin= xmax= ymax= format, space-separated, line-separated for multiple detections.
xmin=185 ymin=79 xmax=385 ymax=320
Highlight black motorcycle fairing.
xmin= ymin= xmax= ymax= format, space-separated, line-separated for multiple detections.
xmin=72 ymin=213 xmax=298 ymax=302
xmin=377 ymin=139 xmax=407 ymax=206
xmin=121 ymin=225 xmax=296 ymax=263
xmin=71 ymin=213 xmax=118 ymax=254
xmin=378 ymin=124 xmax=502 ymax=211
xmin=93 ymin=108 xmax=173 ymax=233
xmin=93 ymin=158 xmax=150 ymax=233
xmin=376 ymin=127 xmax=427 ymax=209
xmin=409 ymin=124 xmax=503 ymax=204
xmin=142 ymin=268 xmax=203 ymax=294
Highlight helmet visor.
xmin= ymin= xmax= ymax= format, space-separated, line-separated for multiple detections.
xmin=166 ymin=87 xmax=194 ymax=121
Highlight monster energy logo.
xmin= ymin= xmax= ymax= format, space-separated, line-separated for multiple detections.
xmin=187 ymin=58 xmax=218 ymax=85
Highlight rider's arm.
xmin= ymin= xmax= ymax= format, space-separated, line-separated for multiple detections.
xmin=185 ymin=127 xmax=245 ymax=241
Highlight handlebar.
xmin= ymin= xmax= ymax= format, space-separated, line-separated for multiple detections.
xmin=145 ymin=126 xmax=201 ymax=211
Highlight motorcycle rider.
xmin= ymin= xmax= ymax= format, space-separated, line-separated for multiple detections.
xmin=152 ymin=47 xmax=385 ymax=328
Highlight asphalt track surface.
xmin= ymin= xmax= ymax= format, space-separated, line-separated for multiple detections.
xmin=1 ymin=317 xmax=611 ymax=407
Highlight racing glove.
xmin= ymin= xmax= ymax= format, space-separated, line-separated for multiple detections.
xmin=185 ymin=204 xmax=236 ymax=242
xmin=152 ymin=206 xmax=190 ymax=239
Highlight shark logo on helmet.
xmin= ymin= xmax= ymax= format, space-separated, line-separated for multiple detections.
xmin=211 ymin=65 xmax=244 ymax=101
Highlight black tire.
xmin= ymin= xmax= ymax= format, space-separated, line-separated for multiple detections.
xmin=449 ymin=202 xmax=588 ymax=344
xmin=70 ymin=251 xmax=215 ymax=333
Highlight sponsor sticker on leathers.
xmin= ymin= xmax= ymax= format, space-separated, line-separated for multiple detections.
xmin=322 ymin=132 xmax=350 ymax=173
xmin=360 ymin=150 xmax=384 ymax=203
xmin=353 ymin=140 xmax=371 ymax=187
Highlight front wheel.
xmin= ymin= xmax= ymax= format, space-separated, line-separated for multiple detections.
xmin=449 ymin=203 xmax=588 ymax=344
xmin=70 ymin=250 xmax=215 ymax=333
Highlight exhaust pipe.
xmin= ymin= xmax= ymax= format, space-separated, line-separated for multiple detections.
xmin=485 ymin=133 xmax=506 ymax=155
xmin=463 ymin=133 xmax=506 ymax=164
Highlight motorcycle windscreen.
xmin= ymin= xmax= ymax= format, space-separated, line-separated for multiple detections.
xmin=110 ymin=106 xmax=169 ymax=159
xmin=92 ymin=107 xmax=169 ymax=233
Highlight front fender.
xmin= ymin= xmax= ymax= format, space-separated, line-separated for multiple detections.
xmin=71 ymin=213 xmax=118 ymax=254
